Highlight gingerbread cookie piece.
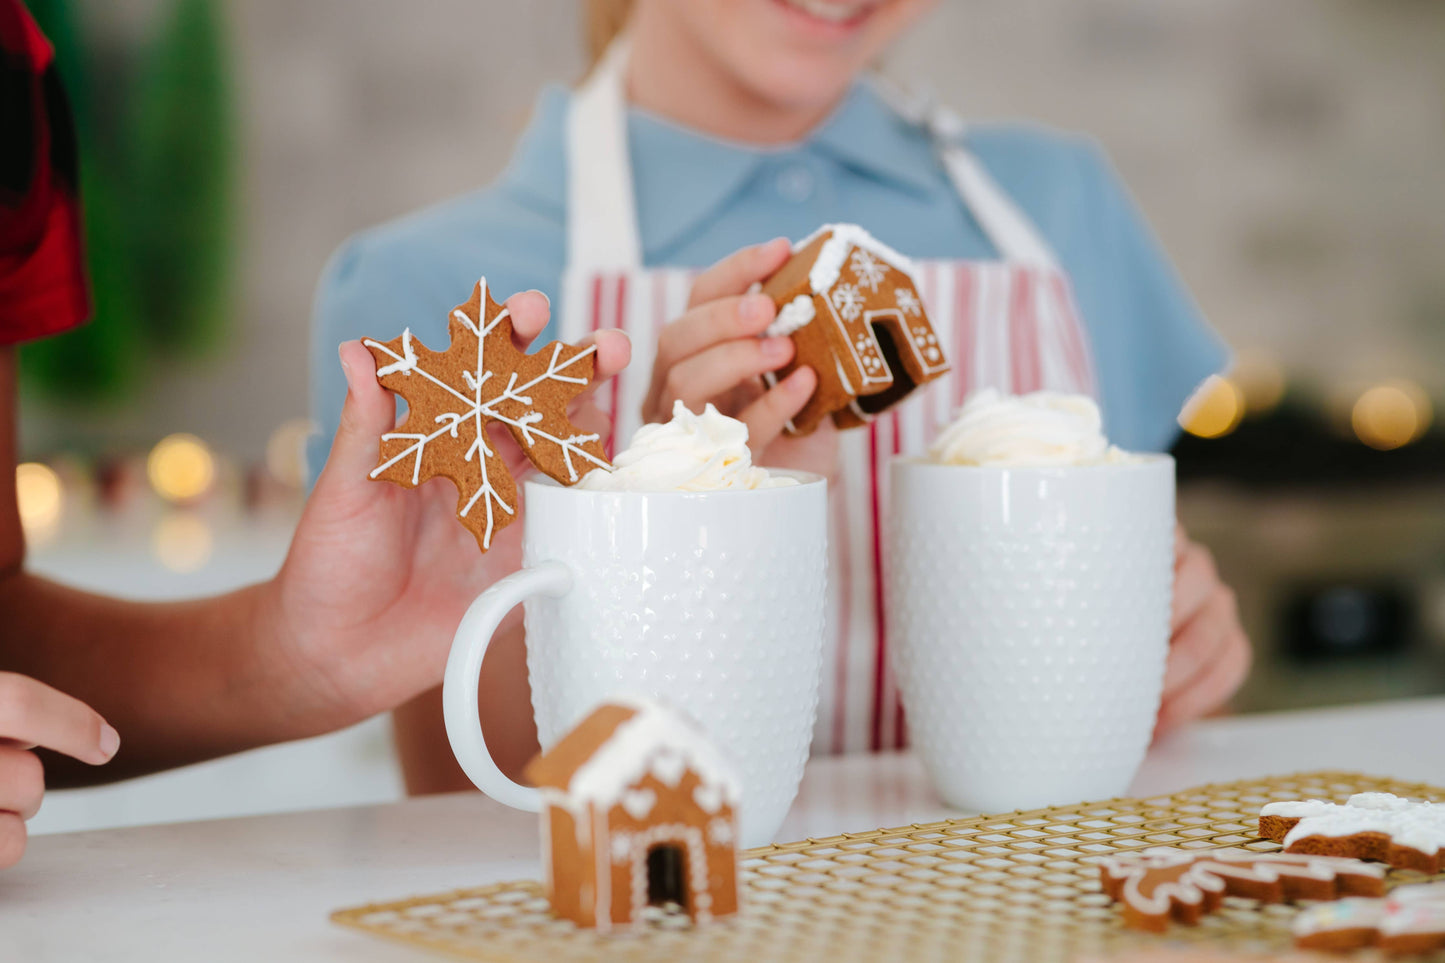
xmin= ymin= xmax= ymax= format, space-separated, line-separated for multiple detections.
xmin=760 ymin=224 xmax=948 ymax=435
xmin=363 ymin=278 xmax=609 ymax=551
xmin=525 ymin=698 xmax=740 ymax=932
xmin=1294 ymin=884 xmax=1445 ymax=955
xmin=1259 ymin=792 xmax=1445 ymax=873
xmin=1099 ymin=847 xmax=1385 ymax=932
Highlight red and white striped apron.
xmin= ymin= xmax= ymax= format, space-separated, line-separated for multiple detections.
xmin=561 ymin=42 xmax=1098 ymax=755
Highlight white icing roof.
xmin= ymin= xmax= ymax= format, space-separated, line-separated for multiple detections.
xmin=795 ymin=223 xmax=917 ymax=295
xmin=565 ymin=697 xmax=742 ymax=810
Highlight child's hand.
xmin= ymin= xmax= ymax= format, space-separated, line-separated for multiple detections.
xmin=1156 ymin=526 xmax=1251 ymax=734
xmin=255 ymin=291 xmax=631 ymax=733
xmin=642 ymin=239 xmax=838 ymax=480
xmin=0 ymin=673 xmax=119 ymax=867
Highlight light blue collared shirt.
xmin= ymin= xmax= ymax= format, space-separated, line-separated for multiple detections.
xmin=309 ymin=82 xmax=1227 ymax=477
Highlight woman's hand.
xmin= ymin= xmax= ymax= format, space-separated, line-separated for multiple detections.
xmin=1157 ymin=527 xmax=1252 ymax=734
xmin=257 ymin=291 xmax=631 ymax=733
xmin=642 ymin=239 xmax=838 ymax=479
xmin=0 ymin=673 xmax=119 ymax=867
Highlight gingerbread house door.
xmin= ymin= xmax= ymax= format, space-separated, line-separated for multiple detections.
xmin=622 ymin=824 xmax=712 ymax=922
xmin=852 ymin=307 xmax=926 ymax=417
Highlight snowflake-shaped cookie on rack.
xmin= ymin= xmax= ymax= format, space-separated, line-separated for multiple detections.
xmin=363 ymin=279 xmax=609 ymax=551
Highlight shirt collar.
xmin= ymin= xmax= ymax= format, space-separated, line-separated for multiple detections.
xmin=506 ymin=81 xmax=944 ymax=261
xmin=809 ymin=80 xmax=942 ymax=197
xmin=628 ymin=107 xmax=769 ymax=260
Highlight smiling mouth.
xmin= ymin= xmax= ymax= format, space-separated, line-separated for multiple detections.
xmin=773 ymin=0 xmax=888 ymax=28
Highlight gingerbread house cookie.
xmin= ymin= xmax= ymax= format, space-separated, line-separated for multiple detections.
xmin=524 ymin=698 xmax=741 ymax=932
xmin=761 ymin=224 xmax=949 ymax=435
xmin=1259 ymin=792 xmax=1445 ymax=873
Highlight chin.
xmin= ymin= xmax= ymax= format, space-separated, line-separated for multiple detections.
xmin=728 ymin=51 xmax=864 ymax=113
xmin=725 ymin=0 xmax=935 ymax=110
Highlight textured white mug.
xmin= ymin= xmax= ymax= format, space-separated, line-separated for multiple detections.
xmin=887 ymin=457 xmax=1175 ymax=812
xmin=443 ymin=474 xmax=827 ymax=848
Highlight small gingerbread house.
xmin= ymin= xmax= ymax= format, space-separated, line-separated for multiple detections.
xmin=524 ymin=698 xmax=741 ymax=931
xmin=761 ymin=223 xmax=949 ymax=435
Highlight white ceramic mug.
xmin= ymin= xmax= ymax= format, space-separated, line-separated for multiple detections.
xmin=444 ymin=474 xmax=827 ymax=848
xmin=887 ymin=456 xmax=1175 ymax=812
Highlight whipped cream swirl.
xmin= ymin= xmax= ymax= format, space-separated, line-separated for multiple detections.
xmin=579 ymin=401 xmax=797 ymax=492
xmin=929 ymin=389 xmax=1135 ymax=467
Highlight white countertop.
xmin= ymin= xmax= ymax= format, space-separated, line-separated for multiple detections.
xmin=5 ymin=697 xmax=1444 ymax=962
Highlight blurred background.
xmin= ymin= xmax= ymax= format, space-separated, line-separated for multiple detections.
xmin=14 ymin=0 xmax=1445 ymax=833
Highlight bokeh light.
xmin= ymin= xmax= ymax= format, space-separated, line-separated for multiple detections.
xmin=1180 ymin=375 xmax=1245 ymax=439
xmin=1351 ymin=381 xmax=1433 ymax=450
xmin=151 ymin=511 xmax=213 ymax=573
xmin=16 ymin=462 xmax=63 ymax=542
xmin=265 ymin=418 xmax=315 ymax=489
xmin=147 ymin=434 xmax=216 ymax=503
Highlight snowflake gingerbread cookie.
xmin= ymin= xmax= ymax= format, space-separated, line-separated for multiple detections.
xmin=1259 ymin=792 xmax=1445 ymax=873
xmin=1098 ymin=846 xmax=1385 ymax=932
xmin=363 ymin=279 xmax=609 ymax=551
xmin=759 ymin=223 xmax=949 ymax=435
xmin=1294 ymin=883 xmax=1445 ymax=955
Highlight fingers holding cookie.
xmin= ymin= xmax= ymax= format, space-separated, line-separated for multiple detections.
xmin=578 ymin=327 xmax=632 ymax=393
xmin=653 ymin=333 xmax=794 ymax=416
xmin=501 ymin=290 xmax=552 ymax=349
xmin=643 ymin=240 xmax=800 ymax=428
xmin=500 ymin=291 xmax=633 ymax=392
xmin=644 ymin=293 xmax=784 ymax=424
xmin=737 ymin=366 xmax=818 ymax=451
xmin=657 ymin=293 xmax=777 ymax=367
xmin=684 ymin=237 xmax=791 ymax=309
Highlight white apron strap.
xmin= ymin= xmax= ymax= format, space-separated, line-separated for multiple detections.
xmin=936 ymin=141 xmax=1059 ymax=270
xmin=869 ymin=79 xmax=1059 ymax=270
xmin=566 ymin=37 xmax=644 ymax=273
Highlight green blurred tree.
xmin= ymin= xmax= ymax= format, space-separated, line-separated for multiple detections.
xmin=19 ymin=0 xmax=235 ymax=403
xmin=129 ymin=0 xmax=235 ymax=355
xmin=21 ymin=0 xmax=143 ymax=401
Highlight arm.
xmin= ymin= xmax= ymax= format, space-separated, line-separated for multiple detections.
xmin=0 ymin=296 xmax=630 ymax=787
xmin=0 ymin=344 xmax=353 ymax=784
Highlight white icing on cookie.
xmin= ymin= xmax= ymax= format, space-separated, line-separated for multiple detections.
xmin=1102 ymin=846 xmax=1384 ymax=917
xmin=1262 ymin=793 xmax=1445 ymax=855
xmin=566 ymin=696 xmax=741 ymax=813
xmin=764 ymin=295 xmax=816 ymax=337
xmin=794 ymin=223 xmax=916 ymax=296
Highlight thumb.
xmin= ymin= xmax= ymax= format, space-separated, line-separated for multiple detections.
xmin=315 ymin=341 xmax=395 ymax=490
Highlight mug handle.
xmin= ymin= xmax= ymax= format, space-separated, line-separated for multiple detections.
xmin=442 ymin=560 xmax=573 ymax=812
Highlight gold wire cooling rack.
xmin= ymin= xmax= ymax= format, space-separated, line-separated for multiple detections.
xmin=332 ymin=771 xmax=1445 ymax=962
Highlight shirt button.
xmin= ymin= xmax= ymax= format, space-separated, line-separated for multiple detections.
xmin=775 ymin=165 xmax=815 ymax=203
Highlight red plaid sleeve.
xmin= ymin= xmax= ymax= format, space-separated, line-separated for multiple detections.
xmin=0 ymin=0 xmax=89 ymax=345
